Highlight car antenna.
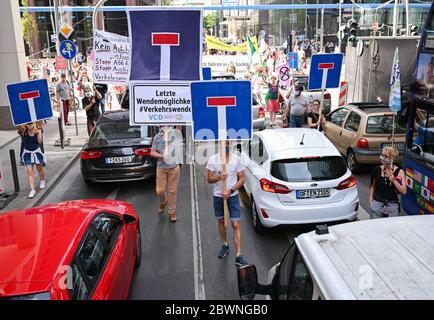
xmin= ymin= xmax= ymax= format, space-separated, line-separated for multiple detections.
xmin=300 ymin=133 xmax=305 ymax=145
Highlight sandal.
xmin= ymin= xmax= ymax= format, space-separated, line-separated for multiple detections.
xmin=169 ymin=213 xmax=177 ymax=223
xmin=158 ymin=201 xmax=167 ymax=214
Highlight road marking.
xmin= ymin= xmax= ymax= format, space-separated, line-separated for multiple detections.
xmin=106 ymin=187 xmax=120 ymax=200
xmin=190 ymin=163 xmax=206 ymax=300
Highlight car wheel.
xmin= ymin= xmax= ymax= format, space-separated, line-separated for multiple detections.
xmin=251 ymin=197 xmax=266 ymax=233
xmin=134 ymin=227 xmax=142 ymax=269
xmin=347 ymin=149 xmax=360 ymax=173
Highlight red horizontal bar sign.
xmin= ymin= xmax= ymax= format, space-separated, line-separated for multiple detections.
xmin=207 ymin=96 xmax=237 ymax=107
xmin=318 ymin=63 xmax=334 ymax=70
xmin=152 ymin=33 xmax=180 ymax=46
xmin=19 ymin=90 xmax=40 ymax=100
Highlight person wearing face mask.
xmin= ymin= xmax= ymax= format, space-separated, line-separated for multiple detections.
xmin=206 ymin=141 xmax=247 ymax=266
xmin=22 ymin=122 xmax=46 ymax=199
xmin=369 ymin=146 xmax=407 ymax=219
xmin=307 ymin=99 xmax=325 ymax=131
xmin=82 ymin=86 xmax=102 ymax=135
xmin=285 ymin=84 xmax=308 ymax=128
xmin=263 ymin=73 xmax=280 ymax=126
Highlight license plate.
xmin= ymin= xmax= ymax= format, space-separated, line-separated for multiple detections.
xmin=105 ymin=156 xmax=132 ymax=164
xmin=296 ymin=188 xmax=330 ymax=199
xmin=381 ymin=143 xmax=404 ymax=150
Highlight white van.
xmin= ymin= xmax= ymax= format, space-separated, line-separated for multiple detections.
xmin=237 ymin=215 xmax=434 ymax=300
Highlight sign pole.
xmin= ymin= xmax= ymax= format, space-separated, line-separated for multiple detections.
xmin=68 ymin=60 xmax=78 ymax=136
xmin=392 ymin=112 xmax=396 ymax=148
xmin=318 ymin=68 xmax=328 ymax=130
xmin=220 ymin=140 xmax=229 ymax=227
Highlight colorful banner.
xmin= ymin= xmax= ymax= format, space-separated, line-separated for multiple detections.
xmin=93 ymin=30 xmax=130 ymax=84
xmin=205 ymin=35 xmax=258 ymax=53
xmin=202 ymin=55 xmax=250 ymax=79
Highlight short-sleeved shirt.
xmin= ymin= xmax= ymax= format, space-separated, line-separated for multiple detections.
xmin=56 ymin=81 xmax=70 ymax=101
xmin=151 ymin=130 xmax=182 ymax=169
xmin=289 ymin=94 xmax=308 ymax=116
xmin=206 ymin=152 xmax=245 ymax=198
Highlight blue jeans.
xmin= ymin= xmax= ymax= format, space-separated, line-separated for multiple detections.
xmin=213 ymin=195 xmax=241 ymax=221
xmin=290 ymin=114 xmax=304 ymax=128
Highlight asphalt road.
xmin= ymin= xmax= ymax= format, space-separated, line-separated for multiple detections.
xmin=40 ymin=146 xmax=374 ymax=300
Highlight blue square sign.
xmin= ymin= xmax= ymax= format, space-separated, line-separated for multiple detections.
xmin=7 ymin=79 xmax=53 ymax=126
xmin=308 ymin=53 xmax=344 ymax=90
xmin=190 ymin=80 xmax=252 ymax=141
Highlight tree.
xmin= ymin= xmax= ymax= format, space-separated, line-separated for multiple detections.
xmin=21 ymin=0 xmax=38 ymax=54
xmin=204 ymin=13 xmax=217 ymax=30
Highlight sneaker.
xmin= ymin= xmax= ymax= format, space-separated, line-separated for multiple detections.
xmin=40 ymin=180 xmax=46 ymax=189
xmin=235 ymin=255 xmax=248 ymax=267
xmin=218 ymin=244 xmax=230 ymax=259
xmin=28 ymin=189 xmax=36 ymax=199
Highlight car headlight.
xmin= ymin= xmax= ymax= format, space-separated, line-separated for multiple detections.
xmin=5 ymin=292 xmax=50 ymax=300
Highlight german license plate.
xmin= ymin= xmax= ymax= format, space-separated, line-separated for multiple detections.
xmin=296 ymin=188 xmax=330 ymax=199
xmin=105 ymin=156 xmax=132 ymax=164
xmin=381 ymin=143 xmax=404 ymax=150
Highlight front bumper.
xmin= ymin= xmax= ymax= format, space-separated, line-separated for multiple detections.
xmin=253 ymin=117 xmax=266 ymax=130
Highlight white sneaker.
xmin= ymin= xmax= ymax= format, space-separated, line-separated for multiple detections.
xmin=40 ymin=180 xmax=46 ymax=189
xmin=28 ymin=189 xmax=36 ymax=198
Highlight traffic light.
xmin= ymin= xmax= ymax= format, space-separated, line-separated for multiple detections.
xmin=347 ymin=19 xmax=358 ymax=43
xmin=410 ymin=24 xmax=419 ymax=36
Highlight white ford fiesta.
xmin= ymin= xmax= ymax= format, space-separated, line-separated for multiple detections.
xmin=237 ymin=128 xmax=359 ymax=232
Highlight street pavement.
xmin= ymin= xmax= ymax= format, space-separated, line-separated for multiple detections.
xmin=39 ymin=138 xmax=375 ymax=300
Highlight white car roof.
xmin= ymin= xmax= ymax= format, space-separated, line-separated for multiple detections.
xmin=257 ymin=128 xmax=341 ymax=160
xmin=295 ymin=215 xmax=434 ymax=300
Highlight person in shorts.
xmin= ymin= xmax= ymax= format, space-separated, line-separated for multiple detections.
xmin=206 ymin=141 xmax=247 ymax=266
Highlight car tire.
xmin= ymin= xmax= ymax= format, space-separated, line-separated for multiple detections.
xmin=134 ymin=227 xmax=142 ymax=269
xmin=347 ymin=149 xmax=360 ymax=173
xmin=251 ymin=197 xmax=266 ymax=233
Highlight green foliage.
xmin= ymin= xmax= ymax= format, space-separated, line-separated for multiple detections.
xmin=21 ymin=0 xmax=38 ymax=50
xmin=204 ymin=14 xmax=217 ymax=29
xmin=160 ymin=0 xmax=173 ymax=5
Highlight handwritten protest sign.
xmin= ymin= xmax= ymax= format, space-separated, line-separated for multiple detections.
xmin=93 ymin=30 xmax=130 ymax=84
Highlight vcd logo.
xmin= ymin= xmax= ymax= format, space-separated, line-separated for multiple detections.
xmin=148 ymin=114 xmax=163 ymax=121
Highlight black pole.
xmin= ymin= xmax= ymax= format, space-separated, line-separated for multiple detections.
xmin=58 ymin=117 xmax=64 ymax=149
xmin=9 ymin=149 xmax=20 ymax=193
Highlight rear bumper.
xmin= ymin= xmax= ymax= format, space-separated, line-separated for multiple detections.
xmin=254 ymin=188 xmax=359 ymax=227
xmin=81 ymin=161 xmax=156 ymax=183
xmin=353 ymin=147 xmax=403 ymax=164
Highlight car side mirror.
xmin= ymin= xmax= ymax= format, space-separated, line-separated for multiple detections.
xmin=237 ymin=264 xmax=258 ymax=300
xmin=123 ymin=214 xmax=137 ymax=225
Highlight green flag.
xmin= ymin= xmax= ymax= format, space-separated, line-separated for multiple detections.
xmin=247 ymin=36 xmax=257 ymax=60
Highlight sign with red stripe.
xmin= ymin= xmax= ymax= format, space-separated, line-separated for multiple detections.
xmin=339 ymin=81 xmax=348 ymax=106
xmin=207 ymin=97 xmax=237 ymax=107
xmin=151 ymin=33 xmax=180 ymax=46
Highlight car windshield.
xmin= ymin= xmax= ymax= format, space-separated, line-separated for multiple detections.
xmin=90 ymin=121 xmax=151 ymax=142
xmin=271 ymin=156 xmax=347 ymax=182
xmin=366 ymin=115 xmax=406 ymax=134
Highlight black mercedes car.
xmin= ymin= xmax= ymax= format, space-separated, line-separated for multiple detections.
xmin=80 ymin=110 xmax=159 ymax=184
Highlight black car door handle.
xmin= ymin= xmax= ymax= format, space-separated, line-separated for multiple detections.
xmin=340 ymin=131 xmax=343 ymax=136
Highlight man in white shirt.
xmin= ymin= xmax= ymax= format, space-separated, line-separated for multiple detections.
xmin=206 ymin=141 xmax=247 ymax=266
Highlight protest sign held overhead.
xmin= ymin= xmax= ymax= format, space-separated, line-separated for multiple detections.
xmin=130 ymin=82 xmax=192 ymax=125
xmin=128 ymin=10 xmax=202 ymax=81
xmin=93 ymin=30 xmax=130 ymax=84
